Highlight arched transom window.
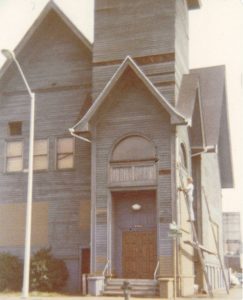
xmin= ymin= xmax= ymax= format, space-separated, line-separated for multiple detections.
xmin=109 ymin=135 xmax=157 ymax=187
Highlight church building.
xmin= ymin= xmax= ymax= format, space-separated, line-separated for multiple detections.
xmin=0 ymin=0 xmax=233 ymax=297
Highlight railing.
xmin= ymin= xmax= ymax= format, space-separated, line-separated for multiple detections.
xmin=153 ymin=260 xmax=160 ymax=280
xmin=102 ymin=260 xmax=110 ymax=276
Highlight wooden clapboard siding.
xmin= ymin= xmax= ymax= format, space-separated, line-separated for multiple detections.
xmin=191 ymin=153 xmax=224 ymax=291
xmin=93 ymin=0 xmax=190 ymax=106
xmin=92 ymin=59 xmax=176 ymax=104
xmin=175 ymin=0 xmax=189 ymax=101
xmin=2 ymin=10 xmax=91 ymax=93
xmin=200 ymin=153 xmax=223 ymax=263
xmin=0 ymin=7 xmax=92 ymax=292
xmin=176 ymin=126 xmax=194 ymax=283
xmin=94 ymin=0 xmax=175 ymax=63
xmin=92 ymin=0 xmax=179 ymax=104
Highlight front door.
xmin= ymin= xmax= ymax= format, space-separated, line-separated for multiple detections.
xmin=122 ymin=230 xmax=156 ymax=279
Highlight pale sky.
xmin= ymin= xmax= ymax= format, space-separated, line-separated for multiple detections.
xmin=0 ymin=0 xmax=242 ymax=217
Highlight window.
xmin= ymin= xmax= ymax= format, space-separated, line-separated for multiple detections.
xmin=34 ymin=139 xmax=48 ymax=171
xmin=179 ymin=143 xmax=188 ymax=169
xmin=8 ymin=121 xmax=22 ymax=136
xmin=56 ymin=137 xmax=74 ymax=169
xmin=6 ymin=141 xmax=23 ymax=172
xmin=109 ymin=135 xmax=157 ymax=186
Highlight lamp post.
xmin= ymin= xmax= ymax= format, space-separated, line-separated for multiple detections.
xmin=1 ymin=49 xmax=35 ymax=299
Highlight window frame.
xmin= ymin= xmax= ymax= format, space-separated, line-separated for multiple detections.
xmin=179 ymin=142 xmax=188 ymax=170
xmin=33 ymin=138 xmax=49 ymax=172
xmin=55 ymin=136 xmax=75 ymax=170
xmin=8 ymin=121 xmax=23 ymax=136
xmin=5 ymin=139 xmax=24 ymax=173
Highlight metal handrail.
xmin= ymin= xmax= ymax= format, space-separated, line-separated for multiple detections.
xmin=153 ymin=260 xmax=160 ymax=280
xmin=102 ymin=260 xmax=110 ymax=276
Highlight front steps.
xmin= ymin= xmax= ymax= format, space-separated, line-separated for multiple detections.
xmin=103 ymin=278 xmax=159 ymax=297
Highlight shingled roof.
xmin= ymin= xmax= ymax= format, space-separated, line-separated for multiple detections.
xmin=177 ymin=65 xmax=234 ymax=188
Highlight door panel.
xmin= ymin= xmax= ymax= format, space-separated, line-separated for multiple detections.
xmin=81 ymin=248 xmax=90 ymax=293
xmin=122 ymin=230 xmax=156 ymax=279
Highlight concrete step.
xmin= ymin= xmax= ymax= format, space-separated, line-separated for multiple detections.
xmin=103 ymin=278 xmax=159 ymax=297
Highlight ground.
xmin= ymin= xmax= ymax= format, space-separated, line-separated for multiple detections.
xmin=0 ymin=286 xmax=242 ymax=299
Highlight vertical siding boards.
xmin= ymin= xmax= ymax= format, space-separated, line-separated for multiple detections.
xmin=0 ymin=9 xmax=92 ymax=291
xmin=92 ymin=68 xmax=173 ymax=274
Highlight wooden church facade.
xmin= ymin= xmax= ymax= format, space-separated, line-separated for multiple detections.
xmin=0 ymin=0 xmax=233 ymax=297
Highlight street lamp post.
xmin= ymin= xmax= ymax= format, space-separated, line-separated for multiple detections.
xmin=1 ymin=49 xmax=35 ymax=299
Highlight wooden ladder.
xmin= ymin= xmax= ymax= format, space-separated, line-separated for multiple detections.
xmin=202 ymin=187 xmax=229 ymax=294
xmin=178 ymin=170 xmax=214 ymax=298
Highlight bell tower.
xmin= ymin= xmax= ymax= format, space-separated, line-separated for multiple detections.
xmin=92 ymin=0 xmax=201 ymax=104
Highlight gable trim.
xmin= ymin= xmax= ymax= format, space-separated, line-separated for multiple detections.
xmin=72 ymin=56 xmax=187 ymax=132
xmin=0 ymin=0 xmax=92 ymax=79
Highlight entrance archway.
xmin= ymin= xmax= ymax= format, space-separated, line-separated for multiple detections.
xmin=109 ymin=135 xmax=157 ymax=278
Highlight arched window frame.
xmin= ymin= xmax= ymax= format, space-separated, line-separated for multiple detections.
xmin=179 ymin=142 xmax=188 ymax=170
xmin=109 ymin=134 xmax=157 ymax=187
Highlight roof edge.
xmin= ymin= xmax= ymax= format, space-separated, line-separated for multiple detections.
xmin=0 ymin=0 xmax=92 ymax=79
xmin=72 ymin=56 xmax=187 ymax=131
xmin=187 ymin=0 xmax=202 ymax=10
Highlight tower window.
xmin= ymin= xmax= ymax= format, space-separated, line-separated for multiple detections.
xmin=8 ymin=121 xmax=22 ymax=136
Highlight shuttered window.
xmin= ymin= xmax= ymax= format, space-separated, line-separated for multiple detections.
xmin=6 ymin=141 xmax=23 ymax=172
xmin=34 ymin=139 xmax=48 ymax=171
xmin=56 ymin=137 xmax=74 ymax=169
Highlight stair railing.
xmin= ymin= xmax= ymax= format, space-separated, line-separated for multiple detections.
xmin=153 ymin=260 xmax=160 ymax=279
xmin=102 ymin=259 xmax=110 ymax=277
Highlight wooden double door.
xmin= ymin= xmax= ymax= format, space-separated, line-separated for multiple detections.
xmin=122 ymin=230 xmax=157 ymax=279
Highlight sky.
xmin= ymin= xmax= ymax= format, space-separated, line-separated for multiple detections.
xmin=0 ymin=0 xmax=242 ymax=216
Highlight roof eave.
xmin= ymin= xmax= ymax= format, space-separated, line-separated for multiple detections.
xmin=72 ymin=56 xmax=187 ymax=131
xmin=187 ymin=0 xmax=202 ymax=10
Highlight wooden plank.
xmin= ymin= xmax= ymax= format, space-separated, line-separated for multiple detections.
xmin=122 ymin=231 xmax=157 ymax=279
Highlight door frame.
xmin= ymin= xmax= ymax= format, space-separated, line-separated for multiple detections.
xmin=79 ymin=246 xmax=90 ymax=292
xmin=108 ymin=188 xmax=158 ymax=278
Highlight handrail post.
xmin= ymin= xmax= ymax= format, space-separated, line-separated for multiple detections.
xmin=154 ymin=260 xmax=160 ymax=280
xmin=102 ymin=260 xmax=110 ymax=277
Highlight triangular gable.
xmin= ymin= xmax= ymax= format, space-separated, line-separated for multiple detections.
xmin=177 ymin=74 xmax=206 ymax=152
xmin=180 ymin=66 xmax=234 ymax=188
xmin=0 ymin=0 xmax=92 ymax=79
xmin=72 ymin=56 xmax=187 ymax=132
xmin=191 ymin=66 xmax=225 ymax=147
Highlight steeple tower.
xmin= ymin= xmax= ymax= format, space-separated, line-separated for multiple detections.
xmin=92 ymin=0 xmax=201 ymax=104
